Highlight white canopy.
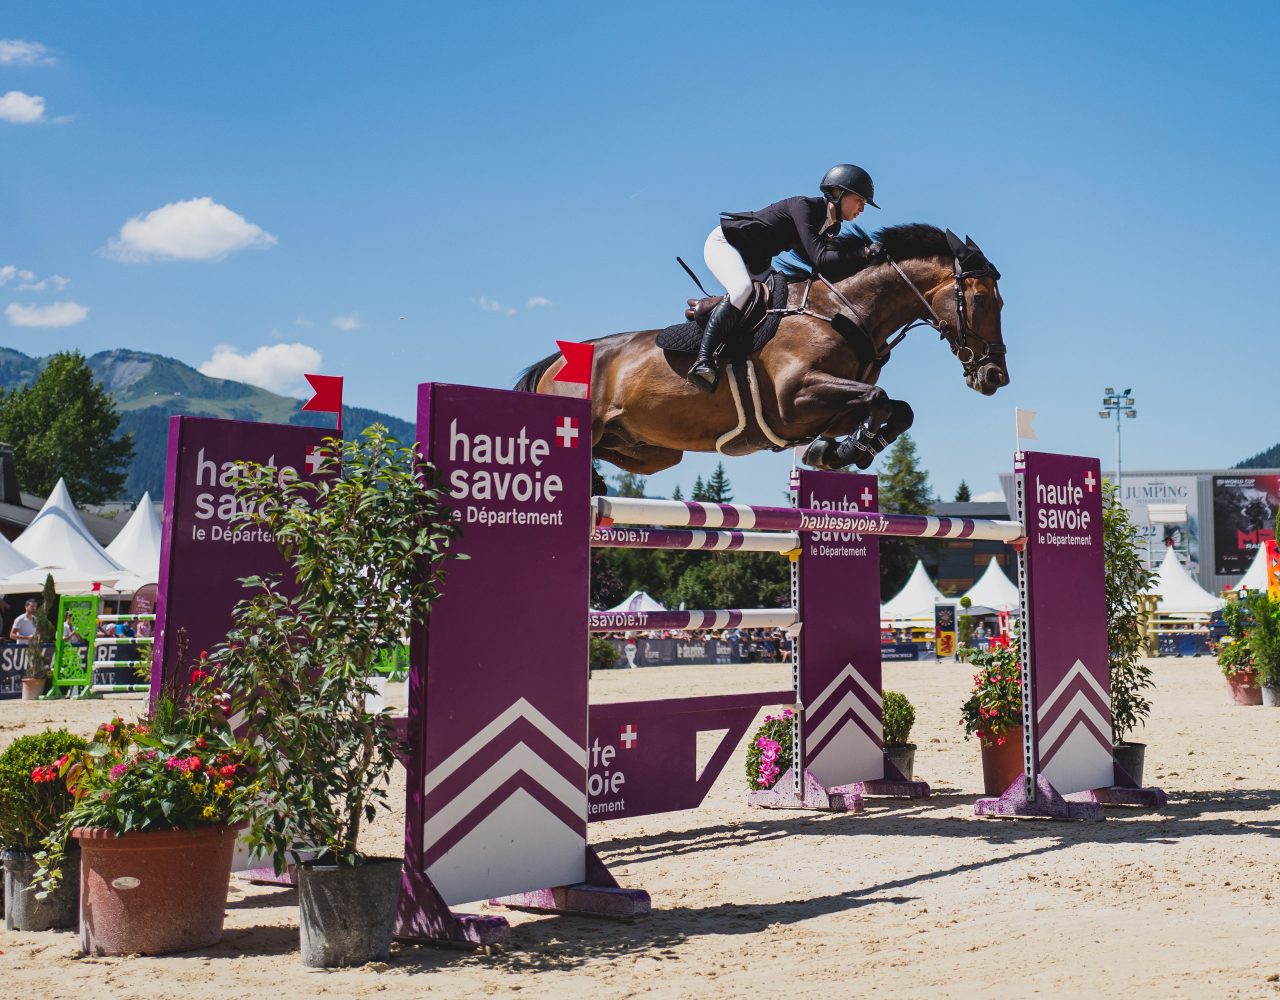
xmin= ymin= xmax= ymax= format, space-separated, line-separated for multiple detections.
xmin=962 ymin=556 xmax=1019 ymax=612
xmin=1233 ymin=544 xmax=1269 ymax=592
xmin=880 ymin=560 xmax=946 ymax=621
xmin=0 ymin=533 xmax=36 ymax=578
xmin=1154 ymin=547 xmax=1225 ymax=614
xmin=0 ymin=478 xmax=126 ymax=595
xmin=606 ymin=590 xmax=667 ymax=613
xmin=105 ymin=492 xmax=161 ymax=583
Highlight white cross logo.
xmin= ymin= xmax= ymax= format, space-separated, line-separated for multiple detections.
xmin=860 ymin=487 xmax=874 ymax=508
xmin=556 ymin=416 xmax=579 ymax=448
xmin=305 ymin=446 xmax=324 ymax=475
xmin=1084 ymin=470 xmax=1096 ymax=493
xmin=620 ymin=724 xmax=637 ymax=749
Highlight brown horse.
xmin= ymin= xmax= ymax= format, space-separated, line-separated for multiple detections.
xmin=516 ymin=224 xmax=1008 ymax=476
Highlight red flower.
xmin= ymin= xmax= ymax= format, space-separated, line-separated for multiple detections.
xmin=196 ymin=737 xmax=206 ymax=749
xmin=187 ymin=756 xmax=203 ymax=772
xmin=191 ymin=668 xmax=209 ymax=684
xmin=220 ymin=764 xmax=237 ymax=778
xmin=996 ymin=736 xmax=1007 ymax=746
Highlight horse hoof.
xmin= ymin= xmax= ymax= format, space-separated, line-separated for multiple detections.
xmin=802 ymin=439 xmax=833 ymax=469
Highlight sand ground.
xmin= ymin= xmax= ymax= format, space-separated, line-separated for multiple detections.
xmin=1 ymin=656 xmax=1277 ymax=1000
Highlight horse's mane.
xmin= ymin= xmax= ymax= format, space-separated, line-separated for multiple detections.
xmin=872 ymin=224 xmax=950 ymax=262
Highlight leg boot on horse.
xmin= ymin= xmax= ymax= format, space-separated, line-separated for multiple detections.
xmin=686 ymin=300 xmax=742 ymax=393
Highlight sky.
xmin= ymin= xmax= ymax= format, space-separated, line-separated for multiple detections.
xmin=2 ymin=2 xmax=1278 ymax=504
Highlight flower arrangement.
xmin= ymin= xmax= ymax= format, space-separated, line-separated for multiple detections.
xmin=744 ymin=708 xmax=794 ymax=790
xmin=34 ymin=659 xmax=261 ymax=894
xmin=0 ymin=729 xmax=88 ymax=852
xmin=960 ymin=642 xmax=1023 ymax=748
xmin=1218 ymin=599 xmax=1256 ymax=678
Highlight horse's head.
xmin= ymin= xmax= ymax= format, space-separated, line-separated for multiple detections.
xmin=938 ymin=230 xmax=1008 ymax=396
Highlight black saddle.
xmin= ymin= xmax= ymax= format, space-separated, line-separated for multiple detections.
xmin=655 ymin=273 xmax=790 ymax=361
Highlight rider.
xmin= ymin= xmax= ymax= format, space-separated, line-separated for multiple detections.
xmin=688 ymin=163 xmax=880 ymax=392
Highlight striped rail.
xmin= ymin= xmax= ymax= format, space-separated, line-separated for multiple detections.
xmin=592 ymin=527 xmax=800 ymax=552
xmin=594 ymin=496 xmax=1024 ymax=543
xmin=588 ymin=609 xmax=798 ymax=632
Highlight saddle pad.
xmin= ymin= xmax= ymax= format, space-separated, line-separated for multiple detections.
xmin=655 ymin=274 xmax=791 ymax=362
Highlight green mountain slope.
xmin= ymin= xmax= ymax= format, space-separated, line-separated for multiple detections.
xmin=1235 ymin=444 xmax=1280 ymax=469
xmin=0 ymin=349 xmax=414 ymax=500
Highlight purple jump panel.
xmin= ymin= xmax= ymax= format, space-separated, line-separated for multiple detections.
xmin=152 ymin=417 xmax=329 ymax=699
xmin=405 ymin=384 xmax=591 ymax=908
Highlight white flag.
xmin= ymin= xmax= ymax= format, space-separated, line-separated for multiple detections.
xmin=1015 ymin=408 xmax=1037 ymax=440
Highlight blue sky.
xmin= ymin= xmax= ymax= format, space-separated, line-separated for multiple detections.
xmin=3 ymin=2 xmax=1278 ymax=503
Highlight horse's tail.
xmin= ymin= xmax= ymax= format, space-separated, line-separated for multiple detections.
xmin=514 ymin=351 xmax=560 ymax=393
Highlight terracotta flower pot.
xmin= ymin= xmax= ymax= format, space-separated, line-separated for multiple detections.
xmin=1226 ymin=673 xmax=1263 ymax=706
xmin=978 ymin=724 xmax=1025 ymax=796
xmin=20 ymin=677 xmax=47 ymax=701
xmin=73 ymin=823 xmax=241 ymax=956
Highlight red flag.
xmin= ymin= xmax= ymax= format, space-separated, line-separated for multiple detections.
xmin=552 ymin=341 xmax=594 ymax=399
xmin=302 ymin=373 xmax=344 ymax=433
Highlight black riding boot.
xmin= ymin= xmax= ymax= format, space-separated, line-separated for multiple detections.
xmin=686 ymin=300 xmax=742 ymax=393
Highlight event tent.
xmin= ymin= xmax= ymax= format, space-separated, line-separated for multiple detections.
xmin=606 ymin=591 xmax=668 ymax=613
xmin=880 ymin=560 xmax=946 ymax=621
xmin=1233 ymin=544 xmax=1269 ymax=592
xmin=0 ymin=479 xmax=125 ymax=595
xmin=0 ymin=533 xmax=36 ymax=578
xmin=962 ymin=556 xmax=1019 ymax=612
xmin=1153 ymin=547 xmax=1225 ymax=614
xmin=105 ymin=492 xmax=162 ymax=584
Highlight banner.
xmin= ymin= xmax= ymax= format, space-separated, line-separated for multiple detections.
xmin=0 ymin=643 xmax=52 ymax=699
xmin=1117 ymin=475 xmax=1201 ymax=574
xmin=934 ymin=604 xmax=957 ymax=658
xmin=1212 ymin=475 xmax=1280 ymax=576
xmin=606 ymin=638 xmax=747 ymax=667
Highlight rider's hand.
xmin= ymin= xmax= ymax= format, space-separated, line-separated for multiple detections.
xmin=865 ymin=243 xmax=887 ymax=263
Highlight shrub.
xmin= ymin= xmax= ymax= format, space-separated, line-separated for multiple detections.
xmin=881 ymin=690 xmax=916 ymax=747
xmin=1218 ymin=599 xmax=1256 ymax=678
xmin=0 ymin=729 xmax=88 ymax=851
xmin=1243 ymin=592 xmax=1280 ymax=687
xmin=960 ymin=641 xmax=1022 ymax=748
xmin=589 ymin=634 xmax=620 ymax=671
xmin=744 ymin=709 xmax=794 ymax=790
xmin=1103 ymin=482 xmax=1157 ymax=743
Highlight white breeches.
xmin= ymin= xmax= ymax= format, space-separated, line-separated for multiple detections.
xmin=703 ymin=226 xmax=755 ymax=309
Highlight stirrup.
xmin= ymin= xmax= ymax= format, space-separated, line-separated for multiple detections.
xmin=687 ymin=360 xmax=719 ymax=392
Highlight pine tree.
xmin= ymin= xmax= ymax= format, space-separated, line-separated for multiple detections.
xmin=690 ymin=475 xmax=709 ymax=502
xmin=954 ymin=480 xmax=972 ymax=502
xmin=877 ymin=433 xmax=935 ymax=599
xmin=611 ymin=472 xmax=647 ymax=498
xmin=0 ymin=351 xmax=134 ymax=503
xmin=705 ymin=462 xmax=733 ymax=502
xmin=670 ymin=484 xmax=684 ymax=501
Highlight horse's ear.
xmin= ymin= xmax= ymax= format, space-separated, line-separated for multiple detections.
xmin=964 ymin=236 xmax=984 ymax=254
xmin=945 ymin=230 xmax=967 ymax=256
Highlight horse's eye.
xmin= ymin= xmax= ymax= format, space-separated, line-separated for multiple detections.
xmin=973 ymin=293 xmax=990 ymax=306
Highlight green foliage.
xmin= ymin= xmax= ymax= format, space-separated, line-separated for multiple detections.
xmin=1243 ymin=591 xmax=1280 ymax=686
xmin=881 ymin=690 xmax=916 ymax=747
xmin=1217 ymin=599 xmax=1254 ymax=678
xmin=744 ymin=709 xmax=794 ymax=790
xmin=1102 ymin=482 xmax=1157 ymax=741
xmin=0 ymin=729 xmax=87 ymax=851
xmin=611 ymin=472 xmax=647 ymax=498
xmin=668 ymin=550 xmax=790 ymax=611
xmin=960 ymin=640 xmax=1022 ymax=746
xmin=0 ymin=351 xmax=134 ymax=503
xmin=23 ymin=575 xmax=58 ymax=679
xmin=690 ymin=474 xmax=708 ymax=501
xmin=215 ymin=425 xmax=462 ymax=871
xmin=877 ymin=434 xmax=934 ymax=600
xmin=589 ymin=634 xmax=620 ymax=671
xmin=705 ymin=462 xmax=733 ymax=502
xmin=670 ymin=484 xmax=684 ymax=501
xmin=954 ymin=480 xmax=972 ymax=502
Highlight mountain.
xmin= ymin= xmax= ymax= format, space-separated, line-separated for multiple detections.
xmin=0 ymin=349 xmax=415 ymax=500
xmin=1236 ymin=444 xmax=1280 ymax=469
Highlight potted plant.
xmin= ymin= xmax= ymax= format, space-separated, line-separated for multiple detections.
xmin=960 ymin=641 xmax=1024 ymax=795
xmin=1243 ymin=591 xmax=1280 ymax=706
xmin=33 ymin=668 xmax=260 ymax=956
xmin=956 ymin=596 xmax=974 ymax=661
xmin=1102 ymin=483 xmax=1157 ymax=782
xmin=1218 ymin=599 xmax=1261 ymax=705
xmin=881 ymin=690 xmax=917 ymax=779
xmin=215 ymin=425 xmax=462 ymax=968
xmin=0 ymin=728 xmax=87 ymax=930
xmin=745 ymin=709 xmax=794 ymax=790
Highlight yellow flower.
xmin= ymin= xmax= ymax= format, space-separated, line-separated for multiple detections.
xmin=214 ymin=781 xmax=227 ymax=796
xmin=202 ymin=805 xmax=216 ymax=819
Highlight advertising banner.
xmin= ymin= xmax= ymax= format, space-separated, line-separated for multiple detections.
xmin=1117 ymin=475 xmax=1201 ymax=574
xmin=607 ymin=637 xmax=745 ymax=667
xmin=934 ymin=604 xmax=957 ymax=658
xmin=1212 ymin=474 xmax=1280 ymax=576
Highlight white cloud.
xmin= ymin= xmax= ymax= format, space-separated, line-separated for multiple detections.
xmin=17 ymin=274 xmax=68 ymax=292
xmin=526 ymin=296 xmax=553 ymax=309
xmin=0 ymin=40 xmax=55 ymax=66
xmin=972 ymin=490 xmax=1006 ymax=503
xmin=5 ymin=301 xmax=88 ymax=327
xmin=0 ymin=266 xmax=34 ymax=287
xmin=198 ymin=343 xmax=322 ymax=396
xmin=0 ymin=91 xmax=45 ymax=124
xmin=478 ymin=296 xmax=516 ymax=317
xmin=104 ymin=197 xmax=277 ymax=262
xmin=331 ymin=312 xmax=362 ymax=331
xmin=294 ymin=315 xmax=313 ymax=327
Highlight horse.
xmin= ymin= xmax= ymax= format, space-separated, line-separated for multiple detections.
xmin=515 ymin=224 xmax=1007 ymax=477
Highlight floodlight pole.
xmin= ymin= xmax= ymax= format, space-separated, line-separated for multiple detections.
xmin=1098 ymin=387 xmax=1137 ymax=493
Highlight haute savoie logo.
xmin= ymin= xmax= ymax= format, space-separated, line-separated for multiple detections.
xmin=445 ymin=417 xmax=571 ymax=526
xmin=1033 ymin=468 xmax=1097 ymax=547
xmin=189 ymin=447 xmax=312 ymax=545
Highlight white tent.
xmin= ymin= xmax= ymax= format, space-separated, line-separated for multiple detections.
xmin=962 ymin=556 xmax=1019 ymax=612
xmin=0 ymin=533 xmax=36 ymax=578
xmin=1233 ymin=544 xmax=1269 ymax=592
xmin=880 ymin=560 xmax=946 ymax=621
xmin=0 ymin=479 xmax=126 ymax=595
xmin=1153 ymin=547 xmax=1225 ymax=614
xmin=606 ymin=591 xmax=667 ymax=613
xmin=105 ymin=492 xmax=161 ymax=584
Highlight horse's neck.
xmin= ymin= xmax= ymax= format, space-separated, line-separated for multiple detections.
xmin=832 ymin=259 xmax=946 ymax=346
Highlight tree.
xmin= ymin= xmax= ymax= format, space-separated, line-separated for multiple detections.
xmin=954 ymin=480 xmax=972 ymax=502
xmin=1102 ymin=482 xmax=1156 ymax=743
xmin=690 ymin=474 xmax=709 ymax=502
xmin=877 ymin=433 xmax=934 ymax=600
xmin=611 ymin=471 xmax=647 ymax=498
xmin=669 ymin=551 xmax=790 ymax=610
xmin=0 ymin=351 xmax=133 ymax=503
xmin=670 ymin=484 xmax=684 ymax=501
xmin=705 ymin=462 xmax=734 ymax=502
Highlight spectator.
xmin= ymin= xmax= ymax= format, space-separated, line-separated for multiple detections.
xmin=9 ymin=598 xmax=38 ymax=645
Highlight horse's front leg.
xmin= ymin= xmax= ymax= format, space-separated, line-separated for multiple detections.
xmin=834 ymin=398 xmax=914 ymax=469
xmin=779 ymin=374 xmax=892 ymax=470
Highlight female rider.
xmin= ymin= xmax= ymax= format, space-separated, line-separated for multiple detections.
xmin=688 ymin=163 xmax=879 ymax=392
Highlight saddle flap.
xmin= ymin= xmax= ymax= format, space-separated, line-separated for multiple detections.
xmin=657 ymin=275 xmax=790 ymax=359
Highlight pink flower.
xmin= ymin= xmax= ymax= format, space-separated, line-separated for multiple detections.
xmin=109 ymin=763 xmax=127 ymax=781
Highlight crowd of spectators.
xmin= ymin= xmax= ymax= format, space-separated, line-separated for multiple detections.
xmin=597 ymin=627 xmax=793 ymax=663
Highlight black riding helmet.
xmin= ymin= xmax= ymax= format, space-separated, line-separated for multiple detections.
xmin=820 ymin=164 xmax=878 ymax=209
